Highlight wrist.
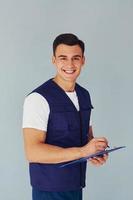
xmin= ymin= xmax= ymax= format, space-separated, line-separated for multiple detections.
xmin=79 ymin=147 xmax=86 ymax=158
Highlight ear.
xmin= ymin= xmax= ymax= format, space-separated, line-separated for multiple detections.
xmin=52 ymin=55 xmax=56 ymax=65
xmin=82 ymin=56 xmax=85 ymax=66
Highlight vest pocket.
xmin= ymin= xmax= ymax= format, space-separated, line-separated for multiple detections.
xmin=67 ymin=112 xmax=80 ymax=130
xmin=50 ymin=112 xmax=68 ymax=131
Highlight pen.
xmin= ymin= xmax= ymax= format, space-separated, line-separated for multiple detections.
xmin=97 ymin=145 xmax=110 ymax=157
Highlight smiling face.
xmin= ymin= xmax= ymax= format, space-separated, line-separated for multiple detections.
xmin=52 ymin=44 xmax=85 ymax=84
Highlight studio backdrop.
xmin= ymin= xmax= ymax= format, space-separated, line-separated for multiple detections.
xmin=0 ymin=1 xmax=132 ymax=200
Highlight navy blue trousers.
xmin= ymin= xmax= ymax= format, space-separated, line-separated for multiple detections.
xmin=32 ymin=188 xmax=82 ymax=200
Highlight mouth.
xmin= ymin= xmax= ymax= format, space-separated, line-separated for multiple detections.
xmin=62 ymin=69 xmax=76 ymax=74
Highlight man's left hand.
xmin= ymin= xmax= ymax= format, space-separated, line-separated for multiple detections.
xmin=89 ymin=154 xmax=108 ymax=166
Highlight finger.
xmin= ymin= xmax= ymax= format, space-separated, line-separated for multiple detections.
xmin=93 ymin=156 xmax=106 ymax=165
xmin=97 ymin=154 xmax=108 ymax=163
xmin=97 ymin=140 xmax=108 ymax=147
xmin=103 ymin=153 xmax=109 ymax=161
xmin=95 ymin=142 xmax=108 ymax=150
xmin=90 ymin=157 xmax=104 ymax=164
xmin=89 ymin=158 xmax=101 ymax=166
xmin=95 ymin=137 xmax=108 ymax=145
xmin=96 ymin=143 xmax=107 ymax=149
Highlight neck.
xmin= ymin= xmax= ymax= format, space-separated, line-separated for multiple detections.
xmin=53 ymin=76 xmax=76 ymax=92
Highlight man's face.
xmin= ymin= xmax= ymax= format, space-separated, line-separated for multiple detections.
xmin=52 ymin=44 xmax=85 ymax=83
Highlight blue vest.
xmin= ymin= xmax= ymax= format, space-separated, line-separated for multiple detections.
xmin=29 ymin=79 xmax=93 ymax=192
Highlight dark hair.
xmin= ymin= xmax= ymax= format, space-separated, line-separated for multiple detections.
xmin=53 ymin=33 xmax=85 ymax=56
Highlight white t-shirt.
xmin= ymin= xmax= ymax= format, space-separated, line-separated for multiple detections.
xmin=22 ymin=92 xmax=92 ymax=131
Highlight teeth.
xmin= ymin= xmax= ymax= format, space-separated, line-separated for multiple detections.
xmin=63 ymin=70 xmax=75 ymax=74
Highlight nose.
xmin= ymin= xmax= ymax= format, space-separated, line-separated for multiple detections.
xmin=67 ymin=59 xmax=74 ymax=67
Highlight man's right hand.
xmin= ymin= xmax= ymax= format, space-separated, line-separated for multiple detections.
xmin=80 ymin=137 xmax=108 ymax=158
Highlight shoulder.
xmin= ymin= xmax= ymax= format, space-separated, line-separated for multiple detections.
xmin=31 ymin=79 xmax=53 ymax=94
xmin=24 ymin=92 xmax=49 ymax=108
xmin=76 ymin=83 xmax=91 ymax=96
xmin=25 ymin=92 xmax=45 ymax=102
xmin=22 ymin=92 xmax=50 ymax=131
xmin=76 ymin=83 xmax=93 ymax=108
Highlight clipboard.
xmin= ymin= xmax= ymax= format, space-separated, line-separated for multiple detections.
xmin=60 ymin=146 xmax=126 ymax=168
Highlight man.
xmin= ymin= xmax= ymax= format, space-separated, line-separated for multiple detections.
xmin=22 ymin=33 xmax=108 ymax=200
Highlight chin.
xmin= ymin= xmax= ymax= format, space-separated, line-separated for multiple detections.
xmin=63 ymin=76 xmax=77 ymax=82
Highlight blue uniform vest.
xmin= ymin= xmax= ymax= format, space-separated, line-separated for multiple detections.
xmin=29 ymin=79 xmax=93 ymax=192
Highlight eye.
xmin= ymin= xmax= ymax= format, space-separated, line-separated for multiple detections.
xmin=73 ymin=57 xmax=80 ymax=61
xmin=60 ymin=57 xmax=67 ymax=61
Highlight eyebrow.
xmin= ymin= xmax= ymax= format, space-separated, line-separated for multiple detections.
xmin=58 ymin=55 xmax=82 ymax=58
xmin=73 ymin=55 xmax=82 ymax=58
xmin=58 ymin=55 xmax=67 ymax=58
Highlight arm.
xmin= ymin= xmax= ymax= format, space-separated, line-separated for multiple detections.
xmin=23 ymin=127 xmax=108 ymax=164
xmin=23 ymin=128 xmax=83 ymax=164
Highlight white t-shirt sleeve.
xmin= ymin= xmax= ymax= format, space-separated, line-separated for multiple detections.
xmin=22 ymin=92 xmax=50 ymax=132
